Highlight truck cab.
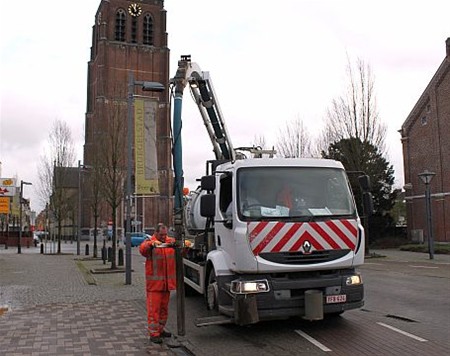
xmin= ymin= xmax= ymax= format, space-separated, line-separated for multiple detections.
xmin=185 ymin=158 xmax=365 ymax=324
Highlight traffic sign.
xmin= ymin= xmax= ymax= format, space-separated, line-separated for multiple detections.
xmin=0 ymin=197 xmax=10 ymax=214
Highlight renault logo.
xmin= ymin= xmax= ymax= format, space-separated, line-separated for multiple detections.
xmin=303 ymin=240 xmax=312 ymax=254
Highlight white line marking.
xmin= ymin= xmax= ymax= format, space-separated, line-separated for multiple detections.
xmin=409 ymin=265 xmax=438 ymax=269
xmin=295 ymin=329 xmax=332 ymax=352
xmin=377 ymin=322 xmax=428 ymax=342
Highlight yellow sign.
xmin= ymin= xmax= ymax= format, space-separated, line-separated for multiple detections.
xmin=0 ymin=197 xmax=10 ymax=214
xmin=134 ymin=98 xmax=159 ymax=195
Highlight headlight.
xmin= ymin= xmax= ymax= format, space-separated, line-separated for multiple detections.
xmin=230 ymin=279 xmax=270 ymax=294
xmin=346 ymin=274 xmax=362 ymax=286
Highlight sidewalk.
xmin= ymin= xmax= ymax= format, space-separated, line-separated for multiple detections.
xmin=0 ymin=244 xmax=179 ymax=355
xmin=369 ymin=248 xmax=450 ymax=264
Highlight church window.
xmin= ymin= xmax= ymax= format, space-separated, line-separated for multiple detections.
xmin=115 ymin=9 xmax=126 ymax=42
xmin=143 ymin=14 xmax=153 ymax=45
xmin=131 ymin=16 xmax=138 ymax=43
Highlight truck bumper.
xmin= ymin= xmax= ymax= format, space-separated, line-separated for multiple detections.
xmin=217 ymin=269 xmax=364 ymax=322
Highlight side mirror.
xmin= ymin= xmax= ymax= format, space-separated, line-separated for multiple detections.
xmin=362 ymin=192 xmax=374 ymax=216
xmin=200 ymin=194 xmax=216 ymax=217
xmin=224 ymin=219 xmax=233 ymax=229
xmin=201 ymin=175 xmax=216 ymax=191
xmin=358 ymin=175 xmax=371 ymax=192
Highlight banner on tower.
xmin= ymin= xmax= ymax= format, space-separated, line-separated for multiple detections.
xmin=134 ymin=99 xmax=159 ymax=195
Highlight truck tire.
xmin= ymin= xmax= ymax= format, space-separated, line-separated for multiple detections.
xmin=205 ymin=268 xmax=219 ymax=311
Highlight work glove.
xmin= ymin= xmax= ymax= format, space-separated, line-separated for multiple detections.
xmin=184 ymin=240 xmax=192 ymax=248
xmin=152 ymin=240 xmax=162 ymax=248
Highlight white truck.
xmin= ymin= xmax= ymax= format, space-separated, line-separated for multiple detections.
xmin=171 ymin=56 xmax=366 ymax=326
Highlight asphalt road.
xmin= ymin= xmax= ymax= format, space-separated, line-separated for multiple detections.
xmin=166 ymin=250 xmax=450 ymax=356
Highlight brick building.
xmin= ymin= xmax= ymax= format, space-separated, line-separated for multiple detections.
xmin=82 ymin=0 xmax=172 ymax=232
xmin=399 ymin=38 xmax=450 ymax=243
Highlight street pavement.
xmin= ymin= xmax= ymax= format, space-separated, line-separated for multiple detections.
xmin=0 ymin=241 xmax=184 ymax=356
xmin=1 ymin=240 xmax=449 ymax=355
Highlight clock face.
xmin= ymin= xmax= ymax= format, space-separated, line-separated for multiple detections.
xmin=128 ymin=3 xmax=142 ymax=17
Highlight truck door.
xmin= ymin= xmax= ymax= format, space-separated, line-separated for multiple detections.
xmin=215 ymin=173 xmax=235 ymax=263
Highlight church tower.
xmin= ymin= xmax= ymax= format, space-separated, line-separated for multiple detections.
xmin=83 ymin=0 xmax=172 ymax=231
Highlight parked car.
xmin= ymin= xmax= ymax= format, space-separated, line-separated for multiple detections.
xmin=130 ymin=232 xmax=150 ymax=247
xmin=80 ymin=228 xmax=90 ymax=241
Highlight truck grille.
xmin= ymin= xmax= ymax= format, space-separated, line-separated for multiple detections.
xmin=259 ymin=249 xmax=351 ymax=264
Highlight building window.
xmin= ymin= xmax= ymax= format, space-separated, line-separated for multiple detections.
xmin=143 ymin=14 xmax=153 ymax=45
xmin=131 ymin=16 xmax=138 ymax=43
xmin=115 ymin=9 xmax=126 ymax=42
xmin=421 ymin=116 xmax=428 ymax=126
xmin=426 ymin=104 xmax=431 ymax=113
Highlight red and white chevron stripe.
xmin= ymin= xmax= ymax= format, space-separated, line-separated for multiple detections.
xmin=248 ymin=219 xmax=358 ymax=256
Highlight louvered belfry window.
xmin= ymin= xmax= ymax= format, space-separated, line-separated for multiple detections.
xmin=115 ymin=9 xmax=126 ymax=41
xmin=131 ymin=16 xmax=138 ymax=43
xmin=143 ymin=14 xmax=153 ymax=45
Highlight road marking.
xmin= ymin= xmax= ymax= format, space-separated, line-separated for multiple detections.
xmin=295 ymin=329 xmax=332 ymax=352
xmin=377 ymin=322 xmax=428 ymax=342
xmin=409 ymin=265 xmax=438 ymax=269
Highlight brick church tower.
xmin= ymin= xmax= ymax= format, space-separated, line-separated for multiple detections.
xmin=83 ymin=0 xmax=172 ymax=232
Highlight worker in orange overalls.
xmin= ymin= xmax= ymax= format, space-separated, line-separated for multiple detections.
xmin=276 ymin=184 xmax=294 ymax=209
xmin=139 ymin=223 xmax=176 ymax=344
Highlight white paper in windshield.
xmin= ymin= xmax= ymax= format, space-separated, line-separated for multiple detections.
xmin=308 ymin=207 xmax=332 ymax=216
xmin=261 ymin=205 xmax=290 ymax=217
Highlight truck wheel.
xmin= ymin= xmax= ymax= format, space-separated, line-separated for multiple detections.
xmin=206 ymin=268 xmax=219 ymax=311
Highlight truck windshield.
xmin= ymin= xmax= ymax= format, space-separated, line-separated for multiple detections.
xmin=237 ymin=167 xmax=356 ymax=221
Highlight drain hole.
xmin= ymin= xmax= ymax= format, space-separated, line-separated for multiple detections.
xmin=386 ymin=314 xmax=417 ymax=323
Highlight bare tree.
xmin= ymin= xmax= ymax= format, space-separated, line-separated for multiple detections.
xmin=96 ymin=98 xmax=127 ymax=269
xmin=37 ymin=119 xmax=76 ymax=253
xmin=320 ymin=58 xmax=386 ymax=154
xmin=276 ymin=117 xmax=312 ymax=158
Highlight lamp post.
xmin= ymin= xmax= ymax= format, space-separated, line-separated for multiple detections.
xmin=418 ymin=170 xmax=436 ymax=260
xmin=126 ymin=71 xmax=164 ymax=285
xmin=18 ymin=180 xmax=32 ymax=254
xmin=77 ymin=161 xmax=92 ymax=256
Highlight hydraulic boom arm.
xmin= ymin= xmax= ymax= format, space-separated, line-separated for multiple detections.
xmin=171 ymin=55 xmax=235 ymax=161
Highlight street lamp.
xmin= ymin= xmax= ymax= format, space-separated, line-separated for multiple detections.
xmin=18 ymin=180 xmax=32 ymax=254
xmin=77 ymin=161 xmax=92 ymax=256
xmin=126 ymin=71 xmax=165 ymax=285
xmin=418 ymin=170 xmax=436 ymax=259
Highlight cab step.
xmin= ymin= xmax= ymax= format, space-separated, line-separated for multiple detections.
xmin=195 ymin=315 xmax=234 ymax=327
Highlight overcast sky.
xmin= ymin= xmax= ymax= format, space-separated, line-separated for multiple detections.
xmin=1 ymin=0 xmax=449 ymax=212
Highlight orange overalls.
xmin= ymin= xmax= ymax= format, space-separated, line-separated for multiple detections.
xmin=139 ymin=235 xmax=176 ymax=337
xmin=277 ymin=186 xmax=294 ymax=209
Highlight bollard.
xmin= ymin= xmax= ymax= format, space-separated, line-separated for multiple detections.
xmin=85 ymin=244 xmax=90 ymax=256
xmin=40 ymin=243 xmax=44 ymax=254
xmin=101 ymin=246 xmax=107 ymax=264
xmin=107 ymin=247 xmax=112 ymax=262
xmin=118 ymin=248 xmax=124 ymax=266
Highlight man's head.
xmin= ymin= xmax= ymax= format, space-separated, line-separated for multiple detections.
xmin=155 ymin=223 xmax=168 ymax=242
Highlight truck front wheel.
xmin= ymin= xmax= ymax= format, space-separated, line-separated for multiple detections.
xmin=206 ymin=268 xmax=219 ymax=311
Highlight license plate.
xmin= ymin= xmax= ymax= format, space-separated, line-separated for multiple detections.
xmin=326 ymin=294 xmax=347 ymax=304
